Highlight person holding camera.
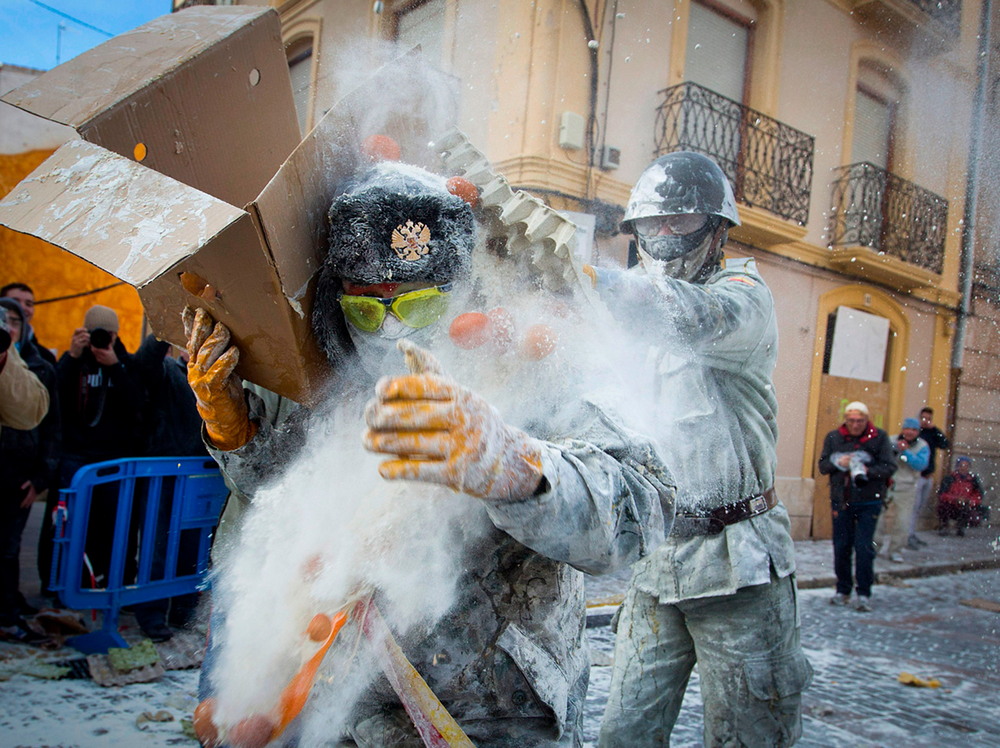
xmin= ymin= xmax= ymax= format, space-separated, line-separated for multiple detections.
xmin=887 ymin=417 xmax=930 ymax=558
xmin=56 ymin=305 xmax=144 ymax=587
xmin=819 ymin=401 xmax=896 ymax=612
xmin=0 ymin=306 xmax=49 ymax=435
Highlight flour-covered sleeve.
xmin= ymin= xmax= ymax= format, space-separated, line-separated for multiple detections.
xmin=207 ymin=384 xmax=304 ymax=501
xmin=591 ymin=265 xmax=775 ymax=369
xmin=482 ymin=401 xmax=674 ymax=576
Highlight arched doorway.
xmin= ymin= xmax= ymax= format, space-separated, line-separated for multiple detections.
xmin=802 ymin=285 xmax=910 ymax=538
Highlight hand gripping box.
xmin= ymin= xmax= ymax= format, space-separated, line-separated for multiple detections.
xmin=0 ymin=6 xmax=373 ymax=404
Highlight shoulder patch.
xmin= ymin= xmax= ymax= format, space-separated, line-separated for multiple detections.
xmin=725 ymin=276 xmax=757 ymax=287
xmin=722 ymin=256 xmax=758 ymax=274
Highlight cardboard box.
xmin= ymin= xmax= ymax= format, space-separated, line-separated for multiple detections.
xmin=0 ymin=5 xmax=581 ymax=403
xmin=0 ymin=6 xmax=346 ymax=404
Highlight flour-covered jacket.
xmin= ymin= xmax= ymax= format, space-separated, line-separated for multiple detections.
xmin=592 ymin=258 xmax=795 ymax=603
xmin=207 ymin=377 xmax=674 ymax=744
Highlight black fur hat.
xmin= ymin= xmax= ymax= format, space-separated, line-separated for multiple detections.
xmin=312 ymin=163 xmax=475 ymax=366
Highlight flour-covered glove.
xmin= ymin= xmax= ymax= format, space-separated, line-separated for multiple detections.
xmin=363 ymin=341 xmax=545 ymax=501
xmin=183 ymin=307 xmax=257 ymax=452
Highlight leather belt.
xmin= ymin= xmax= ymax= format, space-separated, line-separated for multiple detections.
xmin=671 ymin=488 xmax=777 ymax=538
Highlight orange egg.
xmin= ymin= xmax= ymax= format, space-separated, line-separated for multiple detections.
xmin=487 ymin=307 xmax=515 ymax=352
xmin=449 ymin=312 xmax=491 ymax=349
xmin=361 ymin=134 xmax=401 ymax=162
xmin=446 ymin=176 xmax=480 ymax=208
xmin=520 ymin=324 xmax=558 ymax=360
xmin=228 ymin=714 xmax=276 ymax=748
xmin=193 ymin=699 xmax=219 ymax=748
xmin=307 ymin=613 xmax=333 ymax=642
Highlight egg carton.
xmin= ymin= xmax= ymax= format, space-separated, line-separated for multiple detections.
xmin=434 ymin=128 xmax=586 ymax=293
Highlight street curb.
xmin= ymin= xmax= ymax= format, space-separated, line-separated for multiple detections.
xmin=796 ymin=555 xmax=1000 ymax=590
xmin=584 ymin=555 xmax=1000 ymax=625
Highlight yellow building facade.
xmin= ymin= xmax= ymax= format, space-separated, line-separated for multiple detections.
xmin=209 ymin=0 xmax=988 ymax=536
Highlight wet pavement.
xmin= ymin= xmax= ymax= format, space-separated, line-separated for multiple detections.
xmin=3 ymin=504 xmax=999 ymax=746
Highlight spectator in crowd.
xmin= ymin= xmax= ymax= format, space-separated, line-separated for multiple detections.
xmin=1 ymin=283 xmax=57 ymax=366
xmin=937 ymin=456 xmax=986 ymax=536
xmin=914 ymin=406 xmax=949 ymax=546
xmin=0 ymin=307 xmax=49 ymax=434
xmin=56 ymin=305 xmax=144 ymax=589
xmin=819 ymin=401 xmax=896 ymax=612
xmin=883 ymin=417 xmax=929 ymax=561
xmin=127 ymin=334 xmax=208 ymax=641
xmin=0 ymin=298 xmax=59 ymax=645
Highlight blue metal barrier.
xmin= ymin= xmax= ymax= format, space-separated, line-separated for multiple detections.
xmin=51 ymin=457 xmax=227 ymax=653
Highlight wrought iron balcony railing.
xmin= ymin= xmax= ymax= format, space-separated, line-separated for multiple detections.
xmin=653 ymin=81 xmax=815 ymax=226
xmin=828 ymin=162 xmax=947 ymax=273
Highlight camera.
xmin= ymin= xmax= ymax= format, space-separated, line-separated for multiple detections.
xmin=849 ymin=453 xmax=869 ymax=487
xmin=0 ymin=308 xmax=10 ymax=354
xmin=89 ymin=327 xmax=113 ymax=350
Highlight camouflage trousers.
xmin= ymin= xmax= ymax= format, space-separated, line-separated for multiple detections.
xmin=599 ymin=571 xmax=812 ymax=747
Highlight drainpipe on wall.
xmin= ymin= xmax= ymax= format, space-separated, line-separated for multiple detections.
xmin=949 ymin=0 xmax=992 ymax=433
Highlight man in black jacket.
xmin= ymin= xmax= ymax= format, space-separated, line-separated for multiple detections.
xmin=818 ymin=401 xmax=896 ymax=612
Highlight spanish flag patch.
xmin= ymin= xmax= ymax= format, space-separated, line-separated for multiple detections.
xmin=726 ymin=276 xmax=757 ymax=287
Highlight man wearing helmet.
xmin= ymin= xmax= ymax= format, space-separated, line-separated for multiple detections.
xmin=590 ymin=152 xmax=812 ymax=746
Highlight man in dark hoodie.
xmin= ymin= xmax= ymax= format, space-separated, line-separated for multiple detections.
xmin=818 ymin=401 xmax=896 ymax=612
xmin=57 ymin=305 xmax=144 ymax=587
xmin=0 ymin=297 xmax=59 ymax=644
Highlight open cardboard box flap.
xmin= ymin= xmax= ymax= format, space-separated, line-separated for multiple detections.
xmin=0 ymin=6 xmax=334 ymax=403
xmin=0 ymin=6 xmax=472 ymax=404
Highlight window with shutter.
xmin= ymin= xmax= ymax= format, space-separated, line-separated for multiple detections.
xmin=394 ymin=0 xmax=446 ymax=68
xmin=287 ymin=38 xmax=314 ymax=136
xmin=685 ymin=1 xmax=753 ymax=105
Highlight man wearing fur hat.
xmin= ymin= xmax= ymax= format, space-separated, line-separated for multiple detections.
xmin=57 ymin=305 xmax=144 ymax=588
xmin=188 ymin=160 xmax=674 ymax=746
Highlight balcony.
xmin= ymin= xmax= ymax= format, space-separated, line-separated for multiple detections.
xmin=828 ymin=162 xmax=947 ymax=286
xmin=654 ymin=81 xmax=815 ymax=228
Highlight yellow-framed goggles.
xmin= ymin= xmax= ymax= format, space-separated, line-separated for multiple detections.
xmin=338 ymin=284 xmax=452 ymax=333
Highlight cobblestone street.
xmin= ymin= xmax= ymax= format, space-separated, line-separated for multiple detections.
xmin=583 ymin=567 xmax=1000 ymax=747
xmin=2 ymin=517 xmax=998 ymax=746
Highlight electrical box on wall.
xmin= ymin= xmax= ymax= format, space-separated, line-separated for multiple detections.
xmin=599 ymin=145 xmax=621 ymax=170
xmin=559 ymin=111 xmax=584 ymax=150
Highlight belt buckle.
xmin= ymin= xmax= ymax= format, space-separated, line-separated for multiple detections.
xmin=672 ymin=516 xmax=725 ymax=538
xmin=749 ymin=495 xmax=767 ymax=514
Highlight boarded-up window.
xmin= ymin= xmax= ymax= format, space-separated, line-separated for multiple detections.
xmin=685 ymin=1 xmax=752 ymax=104
xmin=825 ymin=306 xmax=890 ymax=383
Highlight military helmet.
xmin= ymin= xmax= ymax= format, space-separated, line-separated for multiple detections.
xmin=621 ymin=151 xmax=740 ymax=234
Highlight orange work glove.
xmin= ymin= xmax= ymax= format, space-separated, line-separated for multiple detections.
xmin=363 ymin=341 xmax=545 ymax=501
xmin=183 ymin=307 xmax=257 ymax=452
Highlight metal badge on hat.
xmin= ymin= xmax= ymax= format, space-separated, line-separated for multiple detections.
xmin=391 ymin=220 xmax=431 ymax=261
